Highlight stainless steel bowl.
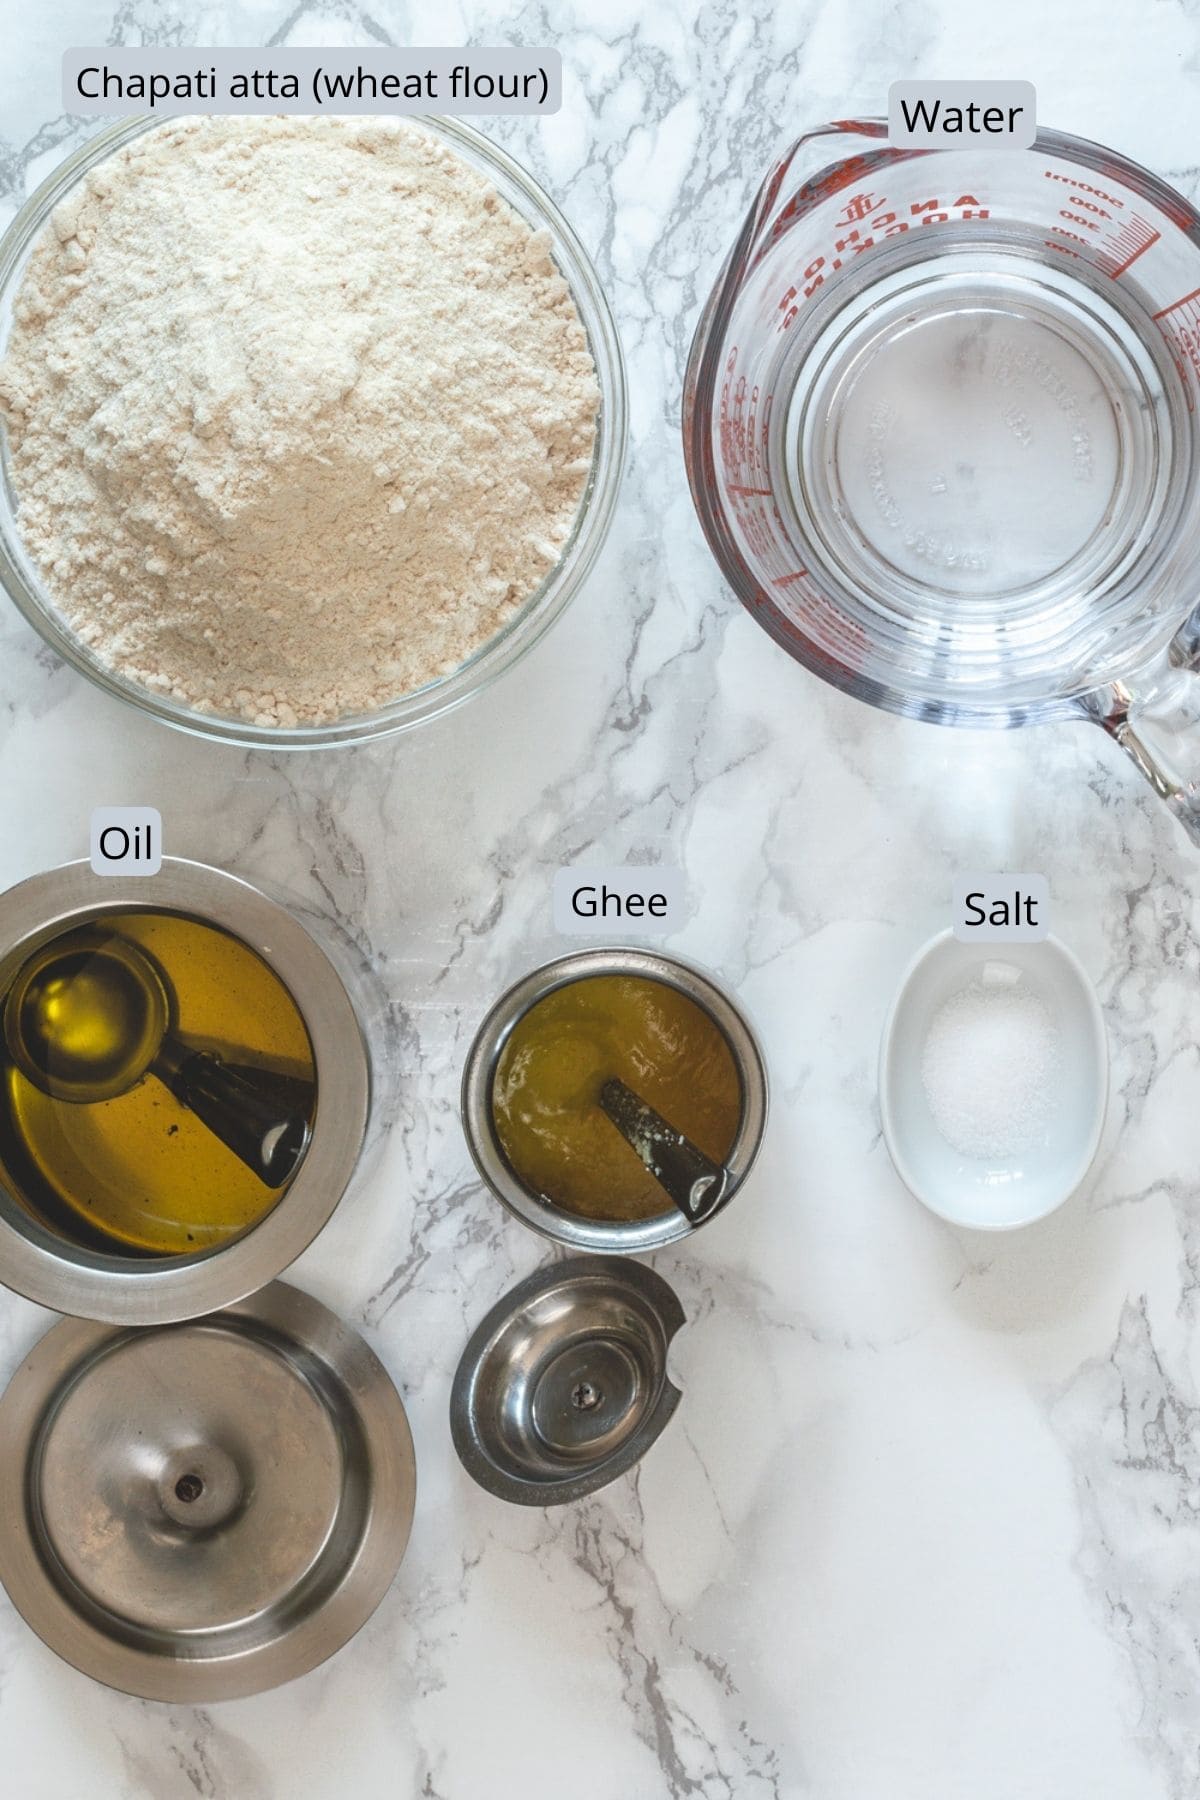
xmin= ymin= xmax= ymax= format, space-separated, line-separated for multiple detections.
xmin=0 ymin=858 xmax=370 ymax=1323
xmin=461 ymin=947 xmax=768 ymax=1253
xmin=0 ymin=1281 xmax=416 ymax=1701
xmin=450 ymin=1255 xmax=685 ymax=1505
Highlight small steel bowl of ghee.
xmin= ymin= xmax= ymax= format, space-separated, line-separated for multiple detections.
xmin=0 ymin=857 xmax=373 ymax=1324
xmin=461 ymin=948 xmax=768 ymax=1254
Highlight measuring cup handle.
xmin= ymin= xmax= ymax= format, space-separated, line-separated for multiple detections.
xmin=1083 ymin=622 xmax=1200 ymax=847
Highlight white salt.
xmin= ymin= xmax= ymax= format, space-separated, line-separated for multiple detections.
xmin=920 ymin=965 xmax=1062 ymax=1160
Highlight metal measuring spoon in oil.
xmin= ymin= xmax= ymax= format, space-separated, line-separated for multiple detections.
xmin=4 ymin=929 xmax=312 ymax=1187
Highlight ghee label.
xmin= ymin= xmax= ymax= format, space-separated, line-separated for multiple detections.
xmin=553 ymin=866 xmax=686 ymax=936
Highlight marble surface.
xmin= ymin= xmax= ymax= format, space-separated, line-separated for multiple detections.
xmin=1 ymin=2 xmax=1199 ymax=1796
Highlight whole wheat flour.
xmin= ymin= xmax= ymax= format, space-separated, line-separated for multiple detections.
xmin=0 ymin=117 xmax=599 ymax=726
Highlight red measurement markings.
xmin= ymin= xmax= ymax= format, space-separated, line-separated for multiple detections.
xmin=1149 ymin=289 xmax=1200 ymax=412
xmin=1101 ymin=219 xmax=1161 ymax=278
xmin=1042 ymin=169 xmax=1124 ymax=208
xmin=1152 ymin=284 xmax=1200 ymax=321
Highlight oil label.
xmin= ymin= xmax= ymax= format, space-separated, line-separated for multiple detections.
xmin=953 ymin=873 xmax=1049 ymax=941
xmin=888 ymin=82 xmax=1036 ymax=149
xmin=90 ymin=806 xmax=162 ymax=876
xmin=553 ymin=867 xmax=686 ymax=936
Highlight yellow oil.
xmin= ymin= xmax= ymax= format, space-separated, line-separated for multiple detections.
xmin=490 ymin=974 xmax=743 ymax=1222
xmin=0 ymin=910 xmax=316 ymax=1257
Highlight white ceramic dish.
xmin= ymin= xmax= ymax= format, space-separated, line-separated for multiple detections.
xmin=878 ymin=930 xmax=1108 ymax=1230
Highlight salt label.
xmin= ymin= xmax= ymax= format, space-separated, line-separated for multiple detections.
xmin=953 ymin=873 xmax=1049 ymax=942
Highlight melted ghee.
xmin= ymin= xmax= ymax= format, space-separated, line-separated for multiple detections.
xmin=490 ymin=974 xmax=742 ymax=1221
xmin=0 ymin=910 xmax=316 ymax=1256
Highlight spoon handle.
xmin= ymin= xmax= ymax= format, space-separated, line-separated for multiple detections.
xmin=598 ymin=1077 xmax=730 ymax=1225
xmin=155 ymin=1042 xmax=313 ymax=1187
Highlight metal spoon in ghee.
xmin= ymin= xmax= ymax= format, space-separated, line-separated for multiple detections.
xmin=4 ymin=929 xmax=312 ymax=1187
xmin=598 ymin=1076 xmax=731 ymax=1225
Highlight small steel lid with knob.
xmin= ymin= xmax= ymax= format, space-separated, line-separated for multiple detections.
xmin=450 ymin=1255 xmax=686 ymax=1505
xmin=0 ymin=1281 xmax=416 ymax=1701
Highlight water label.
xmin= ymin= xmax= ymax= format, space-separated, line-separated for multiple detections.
xmin=63 ymin=48 xmax=561 ymax=116
xmin=90 ymin=807 xmax=162 ymax=876
xmin=888 ymin=82 xmax=1036 ymax=149
xmin=953 ymin=874 xmax=1049 ymax=942
xmin=553 ymin=867 xmax=686 ymax=936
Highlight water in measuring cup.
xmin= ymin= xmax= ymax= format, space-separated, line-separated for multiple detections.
xmin=778 ymin=229 xmax=1186 ymax=685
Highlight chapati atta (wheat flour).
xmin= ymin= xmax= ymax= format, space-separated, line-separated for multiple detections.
xmin=0 ymin=116 xmax=600 ymax=726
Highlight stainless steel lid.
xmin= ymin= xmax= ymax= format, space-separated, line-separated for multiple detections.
xmin=0 ymin=1281 xmax=415 ymax=1701
xmin=450 ymin=1255 xmax=685 ymax=1504
xmin=0 ymin=858 xmax=370 ymax=1323
xmin=461 ymin=947 xmax=768 ymax=1253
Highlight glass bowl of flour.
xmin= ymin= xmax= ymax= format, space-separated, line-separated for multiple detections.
xmin=0 ymin=115 xmax=626 ymax=747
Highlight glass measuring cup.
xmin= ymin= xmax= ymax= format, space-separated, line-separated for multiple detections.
xmin=684 ymin=120 xmax=1200 ymax=842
